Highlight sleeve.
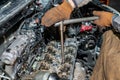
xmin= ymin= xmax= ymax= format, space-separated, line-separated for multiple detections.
xmin=72 ymin=0 xmax=92 ymax=7
xmin=112 ymin=14 xmax=120 ymax=33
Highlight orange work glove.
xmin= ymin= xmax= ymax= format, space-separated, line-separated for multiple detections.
xmin=93 ymin=11 xmax=114 ymax=27
xmin=41 ymin=1 xmax=73 ymax=27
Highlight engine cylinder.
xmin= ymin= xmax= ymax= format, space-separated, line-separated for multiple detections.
xmin=1 ymin=35 xmax=28 ymax=65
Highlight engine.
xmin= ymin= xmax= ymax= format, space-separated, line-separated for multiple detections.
xmin=0 ymin=0 xmax=119 ymax=80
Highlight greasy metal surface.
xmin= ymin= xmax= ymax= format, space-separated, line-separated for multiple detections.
xmin=0 ymin=0 xmax=33 ymax=26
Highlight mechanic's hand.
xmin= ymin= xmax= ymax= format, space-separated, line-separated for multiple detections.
xmin=41 ymin=0 xmax=73 ymax=27
xmin=93 ymin=11 xmax=114 ymax=27
xmin=41 ymin=0 xmax=92 ymax=27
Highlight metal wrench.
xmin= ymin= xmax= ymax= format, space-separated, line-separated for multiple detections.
xmin=54 ymin=16 xmax=99 ymax=27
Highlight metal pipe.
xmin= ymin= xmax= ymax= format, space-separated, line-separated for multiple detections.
xmin=60 ymin=21 xmax=64 ymax=63
xmin=54 ymin=16 xmax=99 ymax=27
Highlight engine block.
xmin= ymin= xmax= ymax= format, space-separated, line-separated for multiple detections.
xmin=38 ymin=38 xmax=78 ymax=80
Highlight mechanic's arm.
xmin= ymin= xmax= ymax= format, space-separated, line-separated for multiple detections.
xmin=93 ymin=11 xmax=120 ymax=32
xmin=41 ymin=0 xmax=92 ymax=27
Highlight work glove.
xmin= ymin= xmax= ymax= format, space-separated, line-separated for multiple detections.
xmin=93 ymin=11 xmax=114 ymax=27
xmin=41 ymin=0 xmax=92 ymax=27
xmin=41 ymin=0 xmax=73 ymax=27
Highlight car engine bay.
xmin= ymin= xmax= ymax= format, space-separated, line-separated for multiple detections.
xmin=0 ymin=0 xmax=119 ymax=80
